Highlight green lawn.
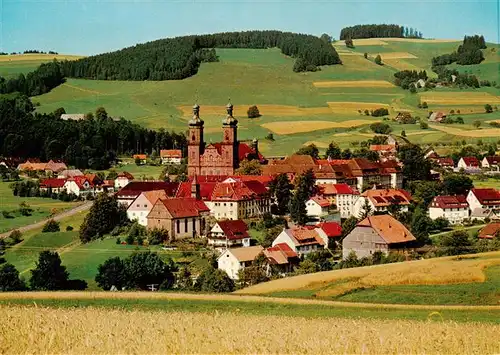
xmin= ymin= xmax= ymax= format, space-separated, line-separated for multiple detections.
xmin=26 ymin=41 xmax=499 ymax=154
xmin=0 ymin=181 xmax=80 ymax=233
xmin=0 ymin=295 xmax=498 ymax=324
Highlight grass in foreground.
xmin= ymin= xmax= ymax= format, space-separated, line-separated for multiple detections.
xmin=1 ymin=305 xmax=499 ymax=354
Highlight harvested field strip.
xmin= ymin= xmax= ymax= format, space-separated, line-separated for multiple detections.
xmin=383 ymin=38 xmax=459 ymax=43
xmin=429 ymin=125 xmax=500 ymax=137
xmin=384 ymin=58 xmax=424 ymax=71
xmin=302 ymin=141 xmax=329 ymax=148
xmin=238 ymin=252 xmax=500 ymax=295
xmin=370 ymin=52 xmax=417 ymax=59
xmin=1 ymin=305 xmax=498 ymax=354
xmin=177 ymin=104 xmax=332 ymax=117
xmin=345 ymin=38 xmax=389 ymax=45
xmin=313 ymin=80 xmax=395 ymax=88
xmin=0 ymin=54 xmax=83 ymax=62
xmin=420 ymin=92 xmax=500 ymax=105
xmin=320 ymin=92 xmax=403 ymax=96
xmin=0 ymin=291 xmax=499 ymax=311
xmin=431 ymin=106 xmax=491 ymax=114
xmin=327 ymin=101 xmax=390 ymax=114
xmin=261 ymin=120 xmax=378 ymax=135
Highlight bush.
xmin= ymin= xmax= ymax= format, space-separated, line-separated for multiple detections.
xmin=247 ymin=105 xmax=261 ymax=118
xmin=265 ymin=133 xmax=274 ymax=141
xmin=42 ymin=219 xmax=60 ymax=233
xmin=370 ymin=122 xmax=392 ymax=134
xmin=420 ymin=122 xmax=429 ymax=129
xmin=65 ymin=225 xmax=73 ymax=231
xmin=485 ymin=104 xmax=493 ymax=113
xmin=2 ymin=210 xmax=14 ymax=219
xmin=194 ymin=267 xmax=235 ymax=293
xmin=8 ymin=230 xmax=23 ymax=245
xmin=371 ymin=108 xmax=389 ymax=117
xmin=374 ymin=54 xmax=382 ymax=65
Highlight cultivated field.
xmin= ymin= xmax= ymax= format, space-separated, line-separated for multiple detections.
xmin=0 ymin=54 xmax=84 ymax=62
xmin=420 ymin=91 xmax=500 ymax=105
xmin=326 ymin=101 xmax=390 ymax=113
xmin=370 ymin=52 xmax=417 ymax=59
xmin=1 ymin=305 xmax=498 ymax=354
xmin=312 ymin=80 xmax=395 ymax=88
xmin=429 ymin=124 xmax=500 ymax=137
xmin=238 ymin=252 xmax=500 ymax=304
xmin=177 ymin=104 xmax=332 ymax=117
xmin=261 ymin=119 xmax=378 ymax=134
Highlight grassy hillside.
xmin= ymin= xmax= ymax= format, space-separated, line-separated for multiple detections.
xmin=8 ymin=39 xmax=500 ymax=155
xmin=237 ymin=251 xmax=500 ymax=305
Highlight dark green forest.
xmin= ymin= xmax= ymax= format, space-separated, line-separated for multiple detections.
xmin=432 ymin=35 xmax=486 ymax=66
xmin=339 ymin=24 xmax=423 ymax=40
xmin=0 ymin=93 xmax=186 ymax=169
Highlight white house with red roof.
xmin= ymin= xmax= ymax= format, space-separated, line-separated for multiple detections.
xmin=217 ymin=246 xmax=264 ymax=280
xmin=481 ymin=156 xmax=500 ymax=170
xmin=263 ymin=243 xmax=299 ymax=275
xmin=314 ymin=222 xmax=342 ymax=248
xmin=467 ymin=188 xmax=500 ymax=220
xmin=272 ymin=227 xmax=325 ymax=256
xmin=353 ymin=188 xmax=411 ymax=218
xmin=127 ymin=190 xmax=169 ymax=226
xmin=429 ymin=195 xmax=469 ymax=225
xmin=160 ymin=149 xmax=182 ymax=165
xmin=39 ymin=178 xmax=66 ymax=194
xmin=117 ymin=181 xmax=180 ymax=206
xmin=114 ymin=172 xmax=135 ymax=189
xmin=146 ymin=198 xmax=210 ymax=239
xmin=305 ymin=196 xmax=331 ymax=219
xmin=317 ymin=183 xmax=359 ymax=218
xmin=207 ymin=219 xmax=251 ymax=250
xmin=342 ymin=215 xmax=416 ymax=259
xmin=435 ymin=157 xmax=455 ymax=169
xmin=63 ymin=176 xmax=93 ymax=196
xmin=457 ymin=157 xmax=480 ymax=170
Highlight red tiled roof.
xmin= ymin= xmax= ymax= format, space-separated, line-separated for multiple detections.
xmin=117 ymin=182 xmax=180 ymax=198
xmin=288 ymin=228 xmax=325 ymax=246
xmin=471 ymin=188 xmax=500 ymax=205
xmin=211 ymin=180 xmax=268 ymax=201
xmin=216 ymin=220 xmax=249 ymax=240
xmin=158 ymin=198 xmax=210 ymax=218
xmin=117 ymin=171 xmax=135 ymax=180
xmin=265 ymin=243 xmax=298 ymax=264
xmin=461 ymin=157 xmax=480 ymax=167
xmin=187 ymin=175 xmax=228 ymax=183
xmin=362 ymin=189 xmax=411 ymax=207
xmin=68 ymin=176 xmax=93 ymax=189
xmin=310 ymin=196 xmax=331 ymax=207
xmin=478 ymin=223 xmax=500 ymax=239
xmin=40 ymin=178 xmax=66 ymax=188
xmin=484 ymin=156 xmax=500 ymax=165
xmin=211 ymin=142 xmax=264 ymax=162
xmin=160 ymin=149 xmax=182 ymax=158
xmin=369 ymin=145 xmax=396 ymax=152
xmin=431 ymin=195 xmax=468 ymax=209
xmin=316 ymin=221 xmax=342 ymax=238
xmin=358 ymin=215 xmax=416 ymax=244
xmin=133 ymin=154 xmax=147 ymax=160
xmin=176 ymin=181 xmax=217 ymax=201
xmin=436 ymin=158 xmax=454 ymax=167
xmin=228 ymin=175 xmax=273 ymax=187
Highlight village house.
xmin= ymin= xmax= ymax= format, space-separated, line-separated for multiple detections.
xmin=207 ymin=219 xmax=251 ymax=250
xmin=481 ymin=156 xmax=500 ymax=170
xmin=352 ymin=188 xmax=411 ymax=218
xmin=94 ymin=180 xmax=115 ymax=194
xmin=428 ymin=195 xmax=469 ymax=225
xmin=116 ymin=181 xmax=180 ymax=206
xmin=428 ymin=112 xmax=447 ymax=123
xmin=394 ymin=111 xmax=413 ymax=123
xmin=457 ymin=156 xmax=480 ymax=170
xmin=478 ymin=223 xmax=500 ymax=239
xmin=114 ymin=172 xmax=135 ymax=190
xmin=272 ymin=227 xmax=325 ymax=256
xmin=57 ymin=169 xmax=84 ymax=179
xmin=467 ymin=188 xmax=500 ymax=220
xmin=369 ymin=144 xmax=397 ymax=162
xmin=146 ymin=198 xmax=210 ymax=239
xmin=305 ymin=196 xmax=331 ymax=219
xmin=60 ymin=114 xmax=85 ymax=121
xmin=39 ymin=178 xmax=66 ymax=194
xmin=160 ymin=149 xmax=183 ymax=165
xmin=434 ymin=157 xmax=455 ymax=170
xmin=317 ymin=183 xmax=359 ymax=219
xmin=342 ymin=215 xmax=416 ymax=259
xmin=424 ymin=149 xmax=439 ymax=160
xmin=63 ymin=176 xmax=94 ymax=197
xmin=314 ymin=221 xmax=343 ymax=247
xmin=217 ymin=246 xmax=264 ymax=280
xmin=187 ymin=103 xmax=264 ymax=176
xmin=263 ymin=243 xmax=299 ymax=275
xmin=133 ymin=154 xmax=147 ymax=165
xmin=209 ymin=179 xmax=271 ymax=220
xmin=127 ymin=190 xmax=169 ymax=226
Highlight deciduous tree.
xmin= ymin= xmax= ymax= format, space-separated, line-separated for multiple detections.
xmin=95 ymin=257 xmax=127 ymax=290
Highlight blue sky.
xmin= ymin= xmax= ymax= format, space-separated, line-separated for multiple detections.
xmin=2 ymin=0 xmax=499 ymax=55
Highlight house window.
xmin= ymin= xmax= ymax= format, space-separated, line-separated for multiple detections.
xmin=176 ymin=220 xmax=180 ymax=234
xmin=184 ymin=219 xmax=188 ymax=233
xmin=136 ymin=204 xmax=140 ymax=207
xmin=144 ymin=204 xmax=147 ymax=208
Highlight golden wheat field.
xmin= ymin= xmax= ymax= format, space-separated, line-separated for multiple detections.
xmin=1 ymin=305 xmax=498 ymax=354
xmin=429 ymin=124 xmax=500 ymax=137
xmin=383 ymin=38 xmax=460 ymax=43
xmin=177 ymin=104 xmax=332 ymax=117
xmin=238 ymin=252 xmax=500 ymax=295
xmin=371 ymin=52 xmax=417 ymax=59
xmin=342 ymin=38 xmax=390 ymax=45
xmin=383 ymin=58 xmax=424 ymax=71
xmin=420 ymin=92 xmax=500 ymax=105
xmin=313 ymin=80 xmax=395 ymax=88
xmin=302 ymin=140 xmax=330 ymax=148
xmin=0 ymin=54 xmax=83 ymax=62
xmin=261 ymin=119 xmax=378 ymax=134
xmin=327 ymin=101 xmax=390 ymax=114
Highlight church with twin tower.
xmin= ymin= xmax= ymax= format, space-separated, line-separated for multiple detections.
xmin=187 ymin=103 xmax=263 ymax=177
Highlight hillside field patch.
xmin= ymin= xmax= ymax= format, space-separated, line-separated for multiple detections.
xmin=313 ymin=80 xmax=395 ymax=88
xmin=420 ymin=92 xmax=500 ymax=105
xmin=429 ymin=124 xmax=500 ymax=137
xmin=0 ymin=54 xmax=83 ymax=62
xmin=371 ymin=52 xmax=417 ymax=59
xmin=384 ymin=59 xmax=424 ymax=71
xmin=327 ymin=101 xmax=390 ymax=114
xmin=261 ymin=120 xmax=378 ymax=135
xmin=176 ymin=104 xmax=332 ymax=118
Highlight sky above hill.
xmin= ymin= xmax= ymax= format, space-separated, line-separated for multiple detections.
xmin=2 ymin=0 xmax=499 ymax=55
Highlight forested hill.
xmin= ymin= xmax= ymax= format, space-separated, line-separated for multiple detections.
xmin=61 ymin=30 xmax=342 ymax=81
xmin=340 ymin=24 xmax=423 ymax=40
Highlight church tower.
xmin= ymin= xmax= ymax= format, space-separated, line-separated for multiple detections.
xmin=187 ymin=104 xmax=204 ymax=176
xmin=221 ymin=102 xmax=239 ymax=174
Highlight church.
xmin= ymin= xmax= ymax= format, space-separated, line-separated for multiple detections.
xmin=187 ymin=103 xmax=264 ymax=176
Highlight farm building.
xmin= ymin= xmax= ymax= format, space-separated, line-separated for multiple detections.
xmin=478 ymin=223 xmax=500 ymax=239
xmin=115 ymin=171 xmax=135 ymax=190
xmin=60 ymin=114 xmax=85 ymax=121
xmin=467 ymin=188 xmax=500 ymax=217
xmin=306 ymin=196 xmax=331 ymax=219
xmin=263 ymin=243 xmax=299 ymax=275
xmin=342 ymin=215 xmax=416 ymax=259
xmin=352 ymin=188 xmax=411 ymax=218
xmin=207 ymin=219 xmax=251 ymax=250
xmin=217 ymin=246 xmax=264 ymax=280
xmin=482 ymin=156 xmax=500 ymax=169
xmin=272 ymin=227 xmax=325 ymax=256
xmin=428 ymin=195 xmax=469 ymax=225
xmin=132 ymin=154 xmax=147 ymax=165
xmin=127 ymin=190 xmax=169 ymax=226
xmin=316 ymin=183 xmax=359 ymax=218
xmin=428 ymin=112 xmax=446 ymax=123
xmin=160 ymin=149 xmax=183 ymax=165
xmin=457 ymin=157 xmax=480 ymax=169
